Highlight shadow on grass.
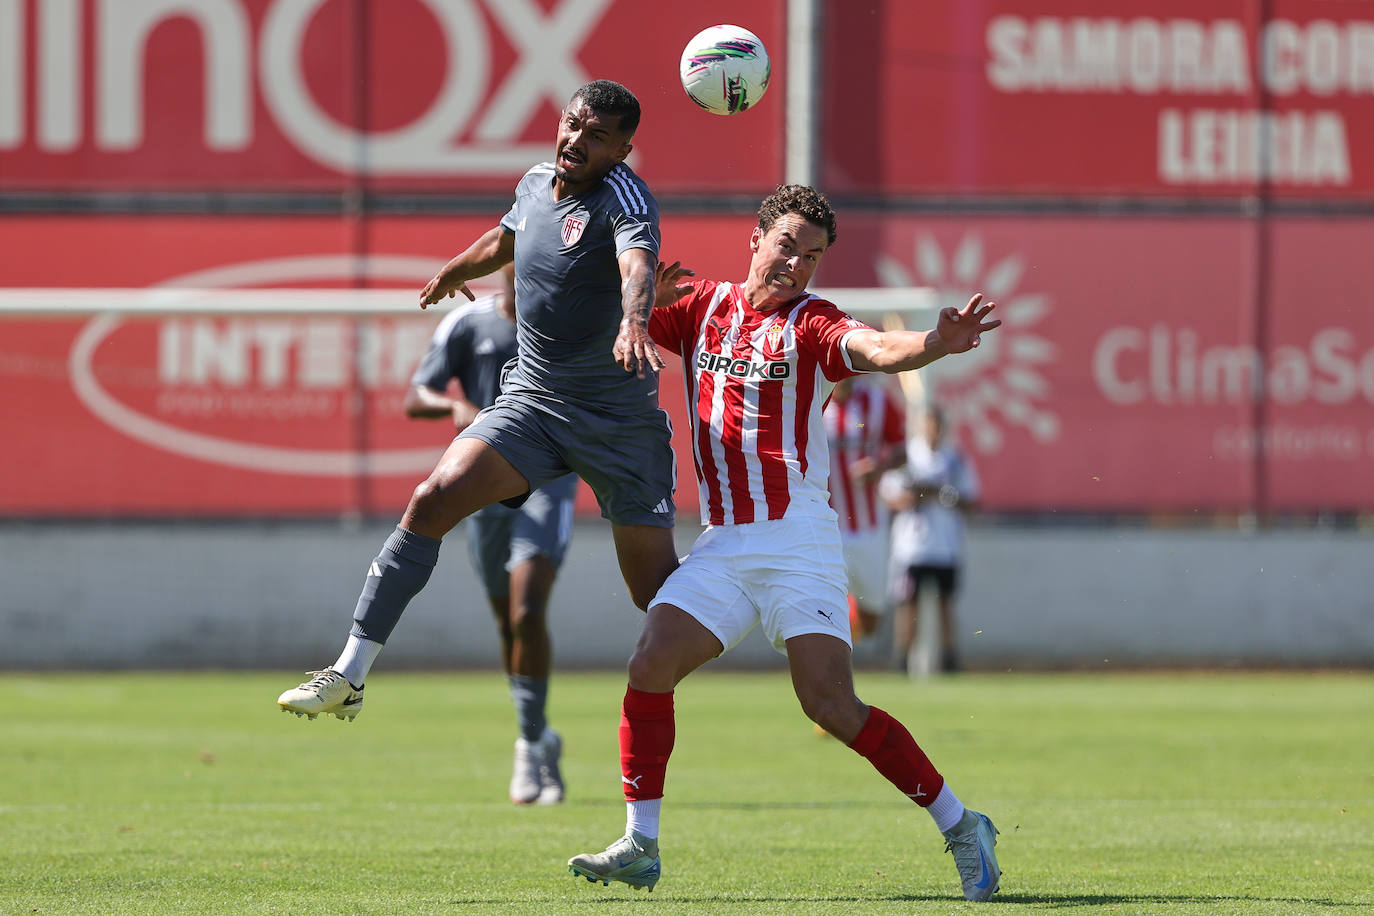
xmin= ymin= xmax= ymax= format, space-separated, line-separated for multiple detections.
xmin=986 ymin=893 xmax=1365 ymax=908
xmin=444 ymin=891 xmax=1366 ymax=909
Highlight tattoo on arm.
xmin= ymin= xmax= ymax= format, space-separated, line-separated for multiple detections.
xmin=622 ymin=266 xmax=655 ymax=324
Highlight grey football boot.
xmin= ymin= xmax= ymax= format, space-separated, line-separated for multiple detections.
xmin=942 ymin=809 xmax=1001 ymax=901
xmin=568 ymin=831 xmax=661 ymax=891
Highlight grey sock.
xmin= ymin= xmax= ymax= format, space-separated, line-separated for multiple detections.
xmin=349 ymin=526 xmax=441 ymax=644
xmin=509 ymin=674 xmax=549 ymax=743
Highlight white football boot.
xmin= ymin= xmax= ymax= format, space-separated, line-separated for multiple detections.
xmin=536 ymin=728 xmax=564 ymax=805
xmin=509 ymin=736 xmax=543 ymax=805
xmin=277 ymin=669 xmax=364 ymax=721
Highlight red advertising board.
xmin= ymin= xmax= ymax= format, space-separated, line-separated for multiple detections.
xmin=1264 ymin=218 xmax=1374 ymax=509
xmin=0 ymin=213 xmax=760 ymax=517
xmin=818 ymin=213 xmax=1374 ymax=511
xmin=820 ymin=214 xmax=1260 ymax=510
xmin=0 ymin=0 xmax=785 ymax=193
xmin=3 ymin=213 xmax=1373 ymax=516
xmin=823 ymin=0 xmax=1374 ymax=198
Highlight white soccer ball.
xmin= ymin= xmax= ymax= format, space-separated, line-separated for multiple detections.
xmin=679 ymin=25 xmax=771 ymax=116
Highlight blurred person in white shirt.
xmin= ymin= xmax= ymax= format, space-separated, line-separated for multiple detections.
xmin=882 ymin=404 xmax=980 ymax=674
xmin=823 ymin=375 xmax=907 ymax=640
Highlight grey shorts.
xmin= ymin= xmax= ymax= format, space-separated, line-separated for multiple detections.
xmin=466 ymin=473 xmax=577 ymax=600
xmin=460 ymin=393 xmax=676 ymax=528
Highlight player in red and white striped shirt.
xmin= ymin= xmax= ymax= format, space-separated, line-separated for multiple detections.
xmin=824 ymin=374 xmax=907 ymax=638
xmin=568 ymin=186 xmax=1004 ymax=901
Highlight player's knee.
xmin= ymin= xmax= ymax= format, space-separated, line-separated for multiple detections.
xmin=796 ymin=687 xmax=859 ymax=735
xmin=509 ymin=602 xmax=548 ymax=639
xmin=408 ymin=477 xmax=445 ymax=522
xmin=625 ymin=647 xmax=656 ymax=687
xmin=626 ymin=643 xmax=677 ymax=692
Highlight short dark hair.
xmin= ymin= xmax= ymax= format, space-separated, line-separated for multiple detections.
xmin=569 ymin=80 xmax=641 ymax=136
xmin=757 ymin=184 xmax=837 ymax=247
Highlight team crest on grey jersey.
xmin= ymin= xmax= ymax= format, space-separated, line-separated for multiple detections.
xmin=561 ymin=214 xmax=586 ymax=246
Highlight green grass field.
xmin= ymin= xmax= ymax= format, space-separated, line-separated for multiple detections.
xmin=2 ymin=671 xmax=1370 ymax=915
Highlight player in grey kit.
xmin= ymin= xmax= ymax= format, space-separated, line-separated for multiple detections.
xmin=277 ymin=80 xmax=680 ymax=729
xmin=405 ymin=263 xmax=578 ymax=804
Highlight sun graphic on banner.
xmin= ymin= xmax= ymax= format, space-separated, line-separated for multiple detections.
xmin=876 ymin=233 xmax=1060 ymax=453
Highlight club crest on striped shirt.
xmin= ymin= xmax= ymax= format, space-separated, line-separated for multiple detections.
xmin=765 ymin=321 xmax=785 ymax=350
xmin=561 ymin=215 xmax=586 ymax=246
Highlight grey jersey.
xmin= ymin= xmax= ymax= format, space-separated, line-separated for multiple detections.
xmin=410 ymin=294 xmax=515 ymax=409
xmin=499 ymin=161 xmax=661 ymax=412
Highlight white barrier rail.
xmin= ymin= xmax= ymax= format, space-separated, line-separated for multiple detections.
xmin=0 ymin=287 xmax=938 ymax=316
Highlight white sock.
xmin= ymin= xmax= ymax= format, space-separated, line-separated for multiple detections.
xmin=927 ymin=783 xmax=966 ymax=833
xmin=626 ymin=798 xmax=661 ymax=840
xmin=333 ymin=635 xmax=382 ymax=688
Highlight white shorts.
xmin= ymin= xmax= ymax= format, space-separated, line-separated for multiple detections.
xmin=650 ymin=515 xmax=852 ymax=655
xmin=840 ymin=526 xmax=890 ymax=611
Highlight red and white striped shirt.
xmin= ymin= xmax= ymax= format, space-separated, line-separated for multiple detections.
xmin=650 ymin=278 xmax=872 ymax=527
xmin=824 ymin=376 xmax=906 ymax=534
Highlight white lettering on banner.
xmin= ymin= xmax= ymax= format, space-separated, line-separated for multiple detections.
xmin=69 ymin=254 xmax=451 ymax=476
xmin=1263 ymin=20 xmax=1374 ymax=96
xmin=988 ymin=16 xmax=1374 ymax=97
xmin=41 ymin=0 xmax=80 ymax=151
xmin=987 ymin=17 xmax=1252 ymax=94
xmin=1213 ymin=425 xmax=1365 ymax=461
xmin=0 ymin=4 xmax=128 ymax=147
xmin=300 ymin=321 xmax=348 ymax=389
xmin=1094 ymin=326 xmax=1374 ymax=406
xmin=1159 ymin=109 xmax=1351 ymax=184
xmin=476 ymin=0 xmax=608 ymax=141
xmin=0 ymin=0 xmax=19 ymax=146
xmin=261 ymin=0 xmax=609 ymax=173
xmin=157 ymin=318 xmax=429 ymax=389
xmin=264 ymin=0 xmax=610 ymax=172
xmin=99 ymin=0 xmax=250 ymax=150
xmin=155 ymin=388 xmax=337 ymax=420
xmin=987 ymin=15 xmax=1371 ymax=188
xmin=1 ymin=0 xmax=614 ymax=175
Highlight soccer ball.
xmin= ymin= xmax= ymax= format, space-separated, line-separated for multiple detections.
xmin=679 ymin=25 xmax=770 ymax=116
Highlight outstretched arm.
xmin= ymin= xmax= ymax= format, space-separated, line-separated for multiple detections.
xmin=403 ymin=385 xmax=481 ymax=432
xmin=845 ymin=293 xmax=1000 ymax=373
xmin=419 ymin=226 xmax=514 ymax=309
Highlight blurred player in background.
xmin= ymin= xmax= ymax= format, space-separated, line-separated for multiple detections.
xmin=276 ymin=80 xmax=680 ymax=729
xmin=823 ymin=374 xmax=907 ymax=639
xmin=567 ymin=185 xmax=1002 ymax=902
xmin=883 ymin=404 xmax=981 ymax=675
xmin=404 ymin=262 xmax=576 ymax=805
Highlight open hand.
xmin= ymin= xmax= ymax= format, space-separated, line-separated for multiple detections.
xmin=613 ymin=319 xmax=666 ymax=378
xmin=936 ymin=293 xmax=1000 ymax=354
xmin=654 ymin=260 xmax=695 ymax=308
xmin=419 ymin=274 xmax=476 ymax=310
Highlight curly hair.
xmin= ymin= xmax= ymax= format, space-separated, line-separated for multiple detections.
xmin=569 ymin=80 xmax=641 ymax=136
xmin=756 ymin=184 xmax=837 ymax=247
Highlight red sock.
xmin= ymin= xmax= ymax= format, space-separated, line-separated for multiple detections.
xmin=848 ymin=705 xmax=945 ymax=806
xmin=619 ymin=686 xmax=675 ymax=801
